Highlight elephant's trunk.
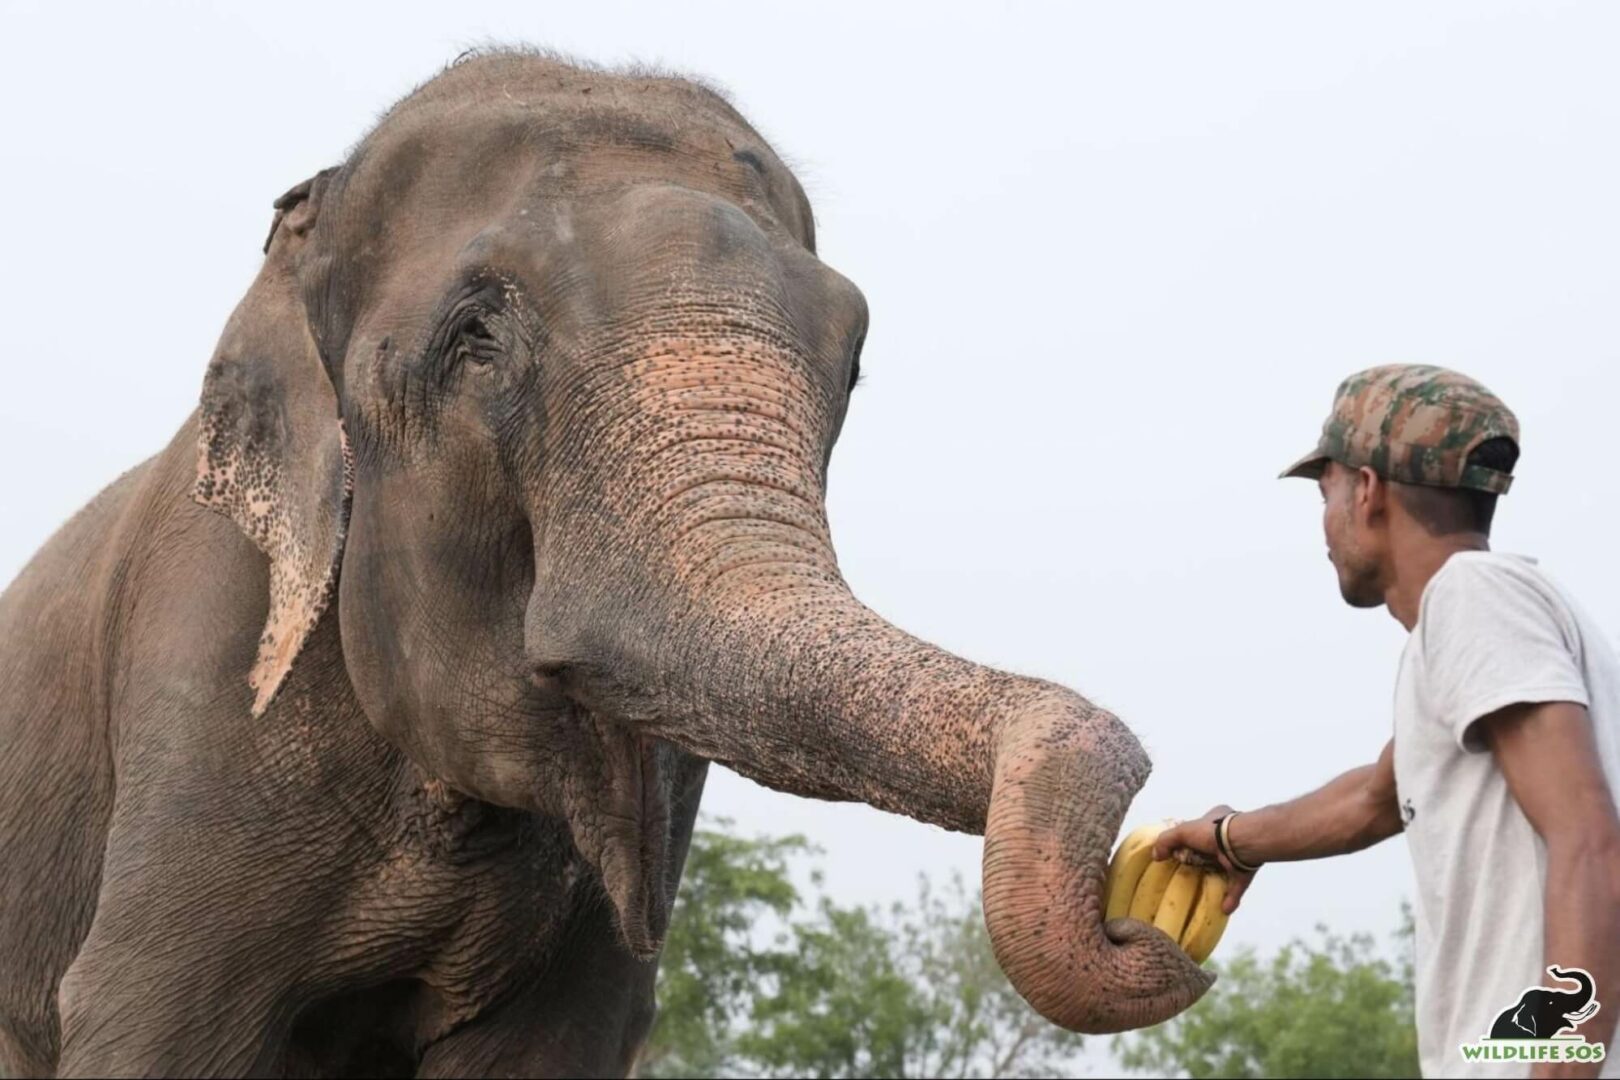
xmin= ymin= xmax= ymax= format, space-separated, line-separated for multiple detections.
xmin=535 ymin=300 xmax=1211 ymax=1031
xmin=981 ymin=691 xmax=1217 ymax=1032
xmin=585 ymin=575 xmax=1214 ymax=1032
xmin=1552 ymin=966 xmax=1596 ymax=1011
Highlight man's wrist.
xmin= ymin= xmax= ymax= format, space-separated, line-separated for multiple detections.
xmin=1219 ymin=811 xmax=1263 ymax=872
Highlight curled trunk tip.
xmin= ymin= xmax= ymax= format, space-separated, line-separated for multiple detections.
xmin=981 ymin=695 xmax=1213 ymax=1032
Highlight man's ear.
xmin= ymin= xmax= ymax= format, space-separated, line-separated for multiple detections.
xmin=195 ymin=169 xmax=349 ymax=716
xmin=1355 ymin=466 xmax=1386 ymax=520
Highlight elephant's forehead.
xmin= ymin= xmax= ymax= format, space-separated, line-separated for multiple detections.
xmin=328 ymin=106 xmax=807 ymax=263
xmin=333 ymin=54 xmax=798 ymax=222
xmin=369 ymin=49 xmax=751 ymax=146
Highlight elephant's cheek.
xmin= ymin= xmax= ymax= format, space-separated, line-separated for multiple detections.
xmin=333 ymin=545 xmax=470 ymax=791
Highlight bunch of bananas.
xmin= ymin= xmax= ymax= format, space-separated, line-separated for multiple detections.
xmin=1103 ymin=821 xmax=1230 ymax=964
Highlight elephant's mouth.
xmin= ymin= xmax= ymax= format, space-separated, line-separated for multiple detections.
xmin=560 ymin=708 xmax=681 ymax=959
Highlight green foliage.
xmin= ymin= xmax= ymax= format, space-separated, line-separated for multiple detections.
xmin=641 ymin=823 xmax=814 ymax=1078
xmin=1114 ymin=908 xmax=1418 ymax=1079
xmin=640 ymin=821 xmax=1084 ymax=1079
xmin=643 ymin=820 xmax=1418 ymax=1080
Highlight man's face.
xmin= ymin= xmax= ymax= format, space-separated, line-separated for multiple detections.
xmin=1319 ymin=461 xmax=1385 ymax=608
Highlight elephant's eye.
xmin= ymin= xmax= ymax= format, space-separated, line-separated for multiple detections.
xmin=455 ymin=313 xmax=500 ymax=367
xmin=846 ymin=331 xmax=866 ymax=393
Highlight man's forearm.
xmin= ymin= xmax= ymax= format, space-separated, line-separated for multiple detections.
xmin=1536 ymin=837 xmax=1620 ymax=1078
xmin=1227 ymin=763 xmax=1403 ymax=866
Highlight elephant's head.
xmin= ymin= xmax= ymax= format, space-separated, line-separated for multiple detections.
xmin=1534 ymin=968 xmax=1600 ymax=1035
xmin=194 ymin=51 xmax=1210 ymax=1033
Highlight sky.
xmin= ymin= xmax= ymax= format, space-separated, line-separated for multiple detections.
xmin=3 ymin=0 xmax=1618 ymax=1061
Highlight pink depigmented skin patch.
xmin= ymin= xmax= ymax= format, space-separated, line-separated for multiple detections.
xmin=194 ymin=416 xmax=352 ymax=717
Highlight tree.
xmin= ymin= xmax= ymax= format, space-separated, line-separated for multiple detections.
xmin=639 ymin=820 xmax=1085 ymax=1079
xmin=642 ymin=819 xmax=1419 ymax=1080
xmin=1113 ymin=913 xmax=1418 ymax=1079
xmin=639 ymin=824 xmax=814 ymax=1078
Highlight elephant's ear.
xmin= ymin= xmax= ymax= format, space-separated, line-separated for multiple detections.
xmin=195 ymin=169 xmax=350 ymax=717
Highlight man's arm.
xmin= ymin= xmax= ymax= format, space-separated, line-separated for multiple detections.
xmin=1155 ymin=738 xmax=1403 ymax=912
xmin=1482 ymin=700 xmax=1620 ymax=1079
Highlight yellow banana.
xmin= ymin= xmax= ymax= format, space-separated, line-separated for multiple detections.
xmin=1128 ymin=856 xmax=1179 ymax=922
xmin=1152 ymin=864 xmax=1203 ymax=942
xmin=1179 ymin=871 xmax=1231 ymax=964
xmin=1104 ymin=821 xmax=1168 ymax=921
xmin=1107 ymin=821 xmax=1235 ymax=964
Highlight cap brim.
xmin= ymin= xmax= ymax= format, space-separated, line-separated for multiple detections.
xmin=1279 ymin=449 xmax=1330 ymax=481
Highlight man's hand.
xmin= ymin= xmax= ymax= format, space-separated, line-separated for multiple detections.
xmin=1150 ymin=740 xmax=1402 ymax=917
xmin=1155 ymin=805 xmax=1256 ymax=914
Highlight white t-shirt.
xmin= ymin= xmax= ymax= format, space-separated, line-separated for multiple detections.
xmin=1394 ymin=551 xmax=1620 ymax=1078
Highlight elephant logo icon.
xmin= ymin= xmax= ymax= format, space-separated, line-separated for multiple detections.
xmin=1489 ymin=967 xmax=1601 ymax=1040
xmin=1470 ymin=965 xmax=1607 ymax=1068
xmin=1460 ymin=967 xmax=1606 ymax=1068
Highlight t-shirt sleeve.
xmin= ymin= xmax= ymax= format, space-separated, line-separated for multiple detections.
xmin=1418 ymin=559 xmax=1591 ymax=753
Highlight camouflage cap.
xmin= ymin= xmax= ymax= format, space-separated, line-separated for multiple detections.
xmin=1281 ymin=364 xmax=1519 ymax=494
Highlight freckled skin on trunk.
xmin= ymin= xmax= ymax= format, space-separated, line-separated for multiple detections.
xmin=0 ymin=49 xmax=1205 ymax=1077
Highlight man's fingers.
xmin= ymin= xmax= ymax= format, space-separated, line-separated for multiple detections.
xmin=1154 ymin=806 xmax=1237 ymax=860
xmin=1223 ymin=873 xmax=1254 ymax=914
xmin=1152 ymin=825 xmax=1184 ymax=860
xmin=1154 ymin=821 xmax=1200 ymax=859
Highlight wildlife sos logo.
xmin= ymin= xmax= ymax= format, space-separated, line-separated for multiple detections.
xmin=1459 ymin=966 xmax=1605 ymax=1066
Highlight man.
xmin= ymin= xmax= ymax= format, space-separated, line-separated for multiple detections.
xmin=1157 ymin=365 xmax=1620 ymax=1077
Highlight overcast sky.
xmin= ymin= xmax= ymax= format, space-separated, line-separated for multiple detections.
xmin=4 ymin=0 xmax=1617 ymax=1049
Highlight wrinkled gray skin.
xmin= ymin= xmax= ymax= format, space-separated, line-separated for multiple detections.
xmin=0 ymin=52 xmax=1209 ymax=1078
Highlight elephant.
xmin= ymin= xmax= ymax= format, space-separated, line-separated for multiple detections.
xmin=1489 ymin=967 xmax=1600 ymax=1040
xmin=0 ymin=49 xmax=1209 ymax=1077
